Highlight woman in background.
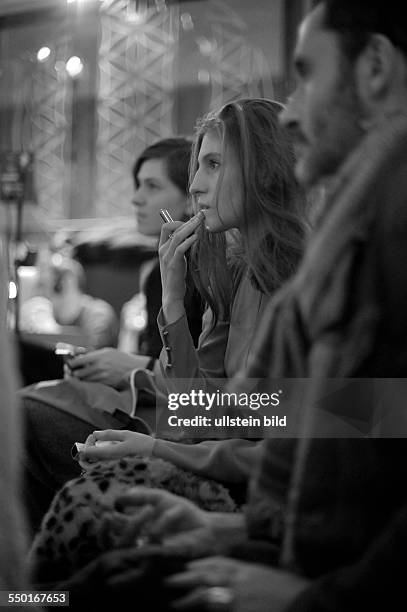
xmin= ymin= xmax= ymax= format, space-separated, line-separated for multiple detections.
xmin=20 ymin=138 xmax=203 ymax=535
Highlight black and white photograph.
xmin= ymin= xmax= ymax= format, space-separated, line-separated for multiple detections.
xmin=1 ymin=1 xmax=407 ymax=610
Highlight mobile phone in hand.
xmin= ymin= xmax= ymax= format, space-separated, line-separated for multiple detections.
xmin=55 ymin=343 xmax=87 ymax=367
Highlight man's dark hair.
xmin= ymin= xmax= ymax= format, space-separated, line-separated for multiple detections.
xmin=132 ymin=137 xmax=192 ymax=195
xmin=314 ymin=0 xmax=407 ymax=61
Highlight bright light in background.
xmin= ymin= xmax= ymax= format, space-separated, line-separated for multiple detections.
xmin=197 ymin=37 xmax=214 ymax=57
xmin=8 ymin=282 xmax=17 ymax=300
xmin=66 ymin=56 xmax=84 ymax=77
xmin=37 ymin=47 xmax=51 ymax=62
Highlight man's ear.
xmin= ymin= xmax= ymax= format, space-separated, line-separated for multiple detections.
xmin=355 ymin=34 xmax=398 ymax=101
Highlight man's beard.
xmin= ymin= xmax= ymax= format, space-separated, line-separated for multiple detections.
xmin=306 ymin=72 xmax=367 ymax=186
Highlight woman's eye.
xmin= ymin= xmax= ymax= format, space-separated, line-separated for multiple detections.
xmin=208 ymin=159 xmax=220 ymax=170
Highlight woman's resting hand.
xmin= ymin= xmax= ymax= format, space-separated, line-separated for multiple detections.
xmin=66 ymin=348 xmax=152 ymax=388
xmin=80 ymin=429 xmax=155 ymax=461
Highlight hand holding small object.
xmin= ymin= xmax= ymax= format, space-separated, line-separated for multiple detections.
xmin=159 ymin=211 xmax=204 ymax=323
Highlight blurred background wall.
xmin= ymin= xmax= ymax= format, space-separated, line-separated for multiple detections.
xmin=0 ymin=0 xmax=308 ymax=226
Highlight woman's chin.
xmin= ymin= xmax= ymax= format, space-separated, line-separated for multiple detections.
xmin=203 ymin=216 xmax=222 ymax=233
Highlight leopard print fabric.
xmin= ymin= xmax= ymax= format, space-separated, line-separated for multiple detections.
xmin=29 ymin=455 xmax=237 ymax=582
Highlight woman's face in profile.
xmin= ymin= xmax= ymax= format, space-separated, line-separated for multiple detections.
xmin=190 ymin=130 xmax=243 ymax=232
xmin=132 ymin=158 xmax=188 ymax=236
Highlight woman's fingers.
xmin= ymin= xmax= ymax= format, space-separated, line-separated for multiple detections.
xmin=147 ymin=505 xmax=185 ymax=539
xmin=160 ymin=213 xmax=204 ymax=249
xmin=166 ymin=570 xmax=206 ymax=589
xmin=115 ymin=504 xmax=157 ymax=531
xmin=161 ymin=531 xmax=209 ymax=558
xmin=171 ymin=212 xmax=204 ymax=243
xmin=159 ymin=220 xmax=184 ymax=246
xmin=187 ymin=557 xmax=236 ymax=574
xmin=160 ymin=232 xmax=199 ymax=266
xmin=67 ymin=350 xmax=96 ymax=370
xmin=70 ymin=358 xmax=104 ymax=380
xmin=170 ymin=234 xmax=198 ymax=260
xmin=70 ymin=365 xmax=97 ymax=380
xmin=171 ymin=586 xmax=219 ymax=611
xmin=93 ymin=429 xmax=131 ymax=442
xmin=116 ymin=487 xmax=171 ymax=510
xmin=67 ymin=354 xmax=93 ymax=373
xmin=84 ymin=432 xmax=97 ymax=446
xmin=80 ymin=441 xmax=123 ymax=461
xmin=81 ymin=430 xmax=127 ymax=457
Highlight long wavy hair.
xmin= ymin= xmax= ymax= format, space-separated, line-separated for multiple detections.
xmin=189 ymin=97 xmax=307 ymax=326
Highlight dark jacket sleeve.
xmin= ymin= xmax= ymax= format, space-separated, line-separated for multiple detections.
xmin=139 ymin=262 xmax=203 ymax=358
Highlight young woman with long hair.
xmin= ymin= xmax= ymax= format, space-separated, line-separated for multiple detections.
xmin=80 ymin=98 xmax=307 ymax=487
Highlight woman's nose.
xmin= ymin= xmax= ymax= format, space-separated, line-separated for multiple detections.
xmin=189 ymin=169 xmax=206 ymax=196
xmin=132 ymin=188 xmax=145 ymax=207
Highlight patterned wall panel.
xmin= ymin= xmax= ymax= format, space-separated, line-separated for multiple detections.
xmin=29 ymin=33 xmax=71 ymax=219
xmin=2 ymin=23 xmax=72 ymax=220
xmin=206 ymin=1 xmax=274 ymax=111
xmin=95 ymin=0 xmax=179 ymax=217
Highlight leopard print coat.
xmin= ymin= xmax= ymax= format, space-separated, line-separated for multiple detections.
xmin=29 ymin=455 xmax=237 ymax=583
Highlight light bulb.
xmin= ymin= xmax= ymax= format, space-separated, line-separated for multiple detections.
xmin=66 ymin=56 xmax=84 ymax=77
xmin=37 ymin=47 xmax=51 ymax=62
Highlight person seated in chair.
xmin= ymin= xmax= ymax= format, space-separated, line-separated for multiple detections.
xmin=19 ymin=137 xmax=203 ymax=535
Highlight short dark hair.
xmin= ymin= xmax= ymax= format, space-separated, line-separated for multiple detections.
xmin=315 ymin=0 xmax=407 ymax=61
xmin=132 ymin=137 xmax=192 ymax=195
